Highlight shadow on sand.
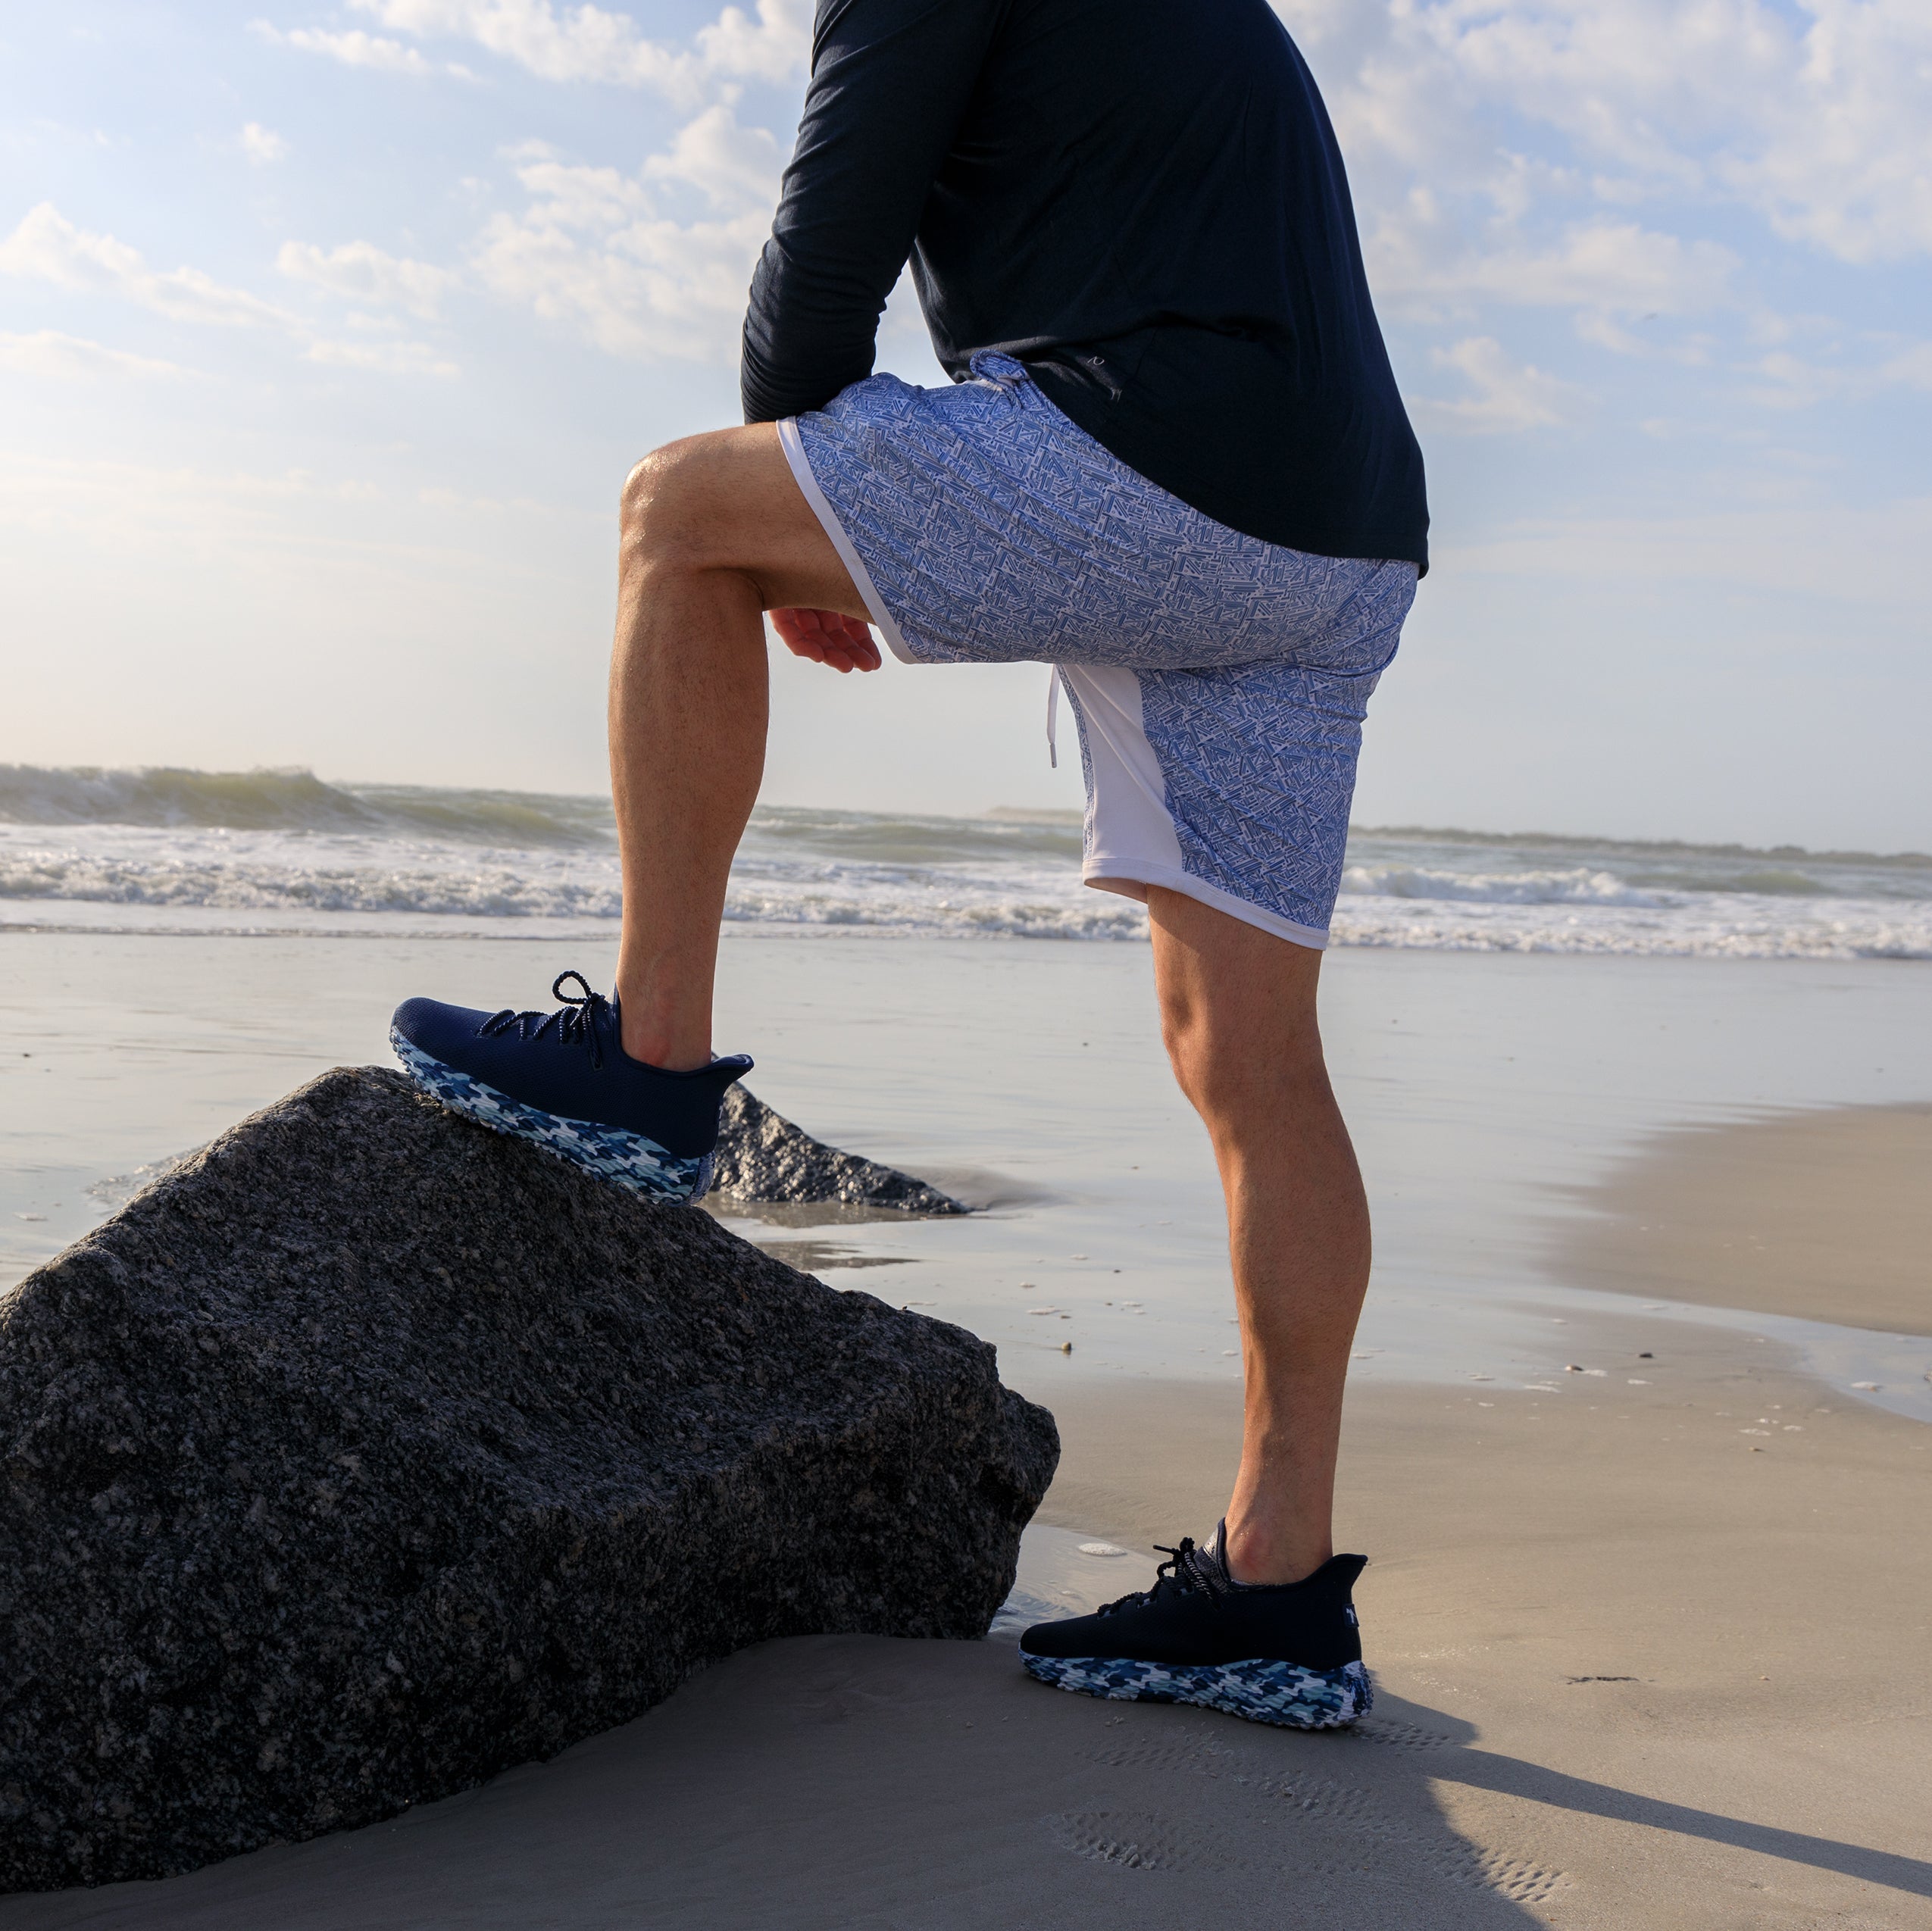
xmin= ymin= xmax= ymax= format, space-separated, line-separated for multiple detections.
xmin=2 ymin=1636 xmax=1922 ymax=1929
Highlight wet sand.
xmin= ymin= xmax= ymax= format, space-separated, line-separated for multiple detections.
xmin=1553 ymin=1103 xmax=1932 ymax=1337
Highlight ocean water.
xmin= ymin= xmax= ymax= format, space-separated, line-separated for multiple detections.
xmin=5 ymin=933 xmax=1928 ymax=1426
xmin=3 ymin=764 xmax=1929 ymax=958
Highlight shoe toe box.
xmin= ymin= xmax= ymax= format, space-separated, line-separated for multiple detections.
xmin=1018 ymin=1611 xmax=1106 ymax=1658
xmin=391 ymin=996 xmax=488 ymax=1060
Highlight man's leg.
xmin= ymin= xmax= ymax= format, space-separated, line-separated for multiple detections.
xmin=607 ymin=425 xmax=873 ymax=1070
xmin=1147 ymin=886 xmax=1370 ymax=1587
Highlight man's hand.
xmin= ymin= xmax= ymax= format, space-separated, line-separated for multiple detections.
xmin=770 ymin=607 xmax=882 ymax=673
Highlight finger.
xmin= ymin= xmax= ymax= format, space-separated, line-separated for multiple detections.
xmin=774 ymin=608 xmax=829 ymax=645
xmin=819 ymin=613 xmax=875 ymax=663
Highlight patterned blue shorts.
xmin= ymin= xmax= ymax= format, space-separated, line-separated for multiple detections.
xmin=780 ymin=352 xmax=1418 ymax=945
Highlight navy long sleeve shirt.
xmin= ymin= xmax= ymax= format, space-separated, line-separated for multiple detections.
xmin=741 ymin=0 xmax=1427 ymax=572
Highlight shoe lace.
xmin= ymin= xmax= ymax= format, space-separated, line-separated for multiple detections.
xmin=1096 ymin=1537 xmax=1228 ymax=1617
xmin=477 ymin=970 xmax=611 ymax=1069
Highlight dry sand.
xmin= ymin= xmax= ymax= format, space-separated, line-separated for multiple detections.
xmin=5 ymin=1120 xmax=1930 ymax=1927
xmin=1552 ymin=1102 xmax=1932 ymax=1337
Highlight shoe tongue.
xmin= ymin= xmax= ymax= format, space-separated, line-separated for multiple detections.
xmin=1182 ymin=1522 xmax=1234 ymax=1592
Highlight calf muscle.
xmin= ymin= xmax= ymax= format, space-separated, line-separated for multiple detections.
xmin=1148 ymin=887 xmax=1371 ymax=1586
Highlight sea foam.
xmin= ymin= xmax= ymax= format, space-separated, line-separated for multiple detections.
xmin=2 ymin=767 xmax=1927 ymax=958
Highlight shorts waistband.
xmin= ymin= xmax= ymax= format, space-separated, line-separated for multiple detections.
xmin=968 ymin=348 xmax=1038 ymax=394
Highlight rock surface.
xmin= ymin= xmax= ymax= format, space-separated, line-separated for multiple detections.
xmin=707 ymin=1088 xmax=969 ymax=1214
xmin=0 ymin=1069 xmax=1056 ymax=1895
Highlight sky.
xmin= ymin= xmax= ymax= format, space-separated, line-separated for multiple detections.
xmin=2 ymin=0 xmax=1927 ymax=848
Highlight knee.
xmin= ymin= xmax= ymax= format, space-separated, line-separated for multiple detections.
xmin=1158 ymin=986 xmax=1224 ymax=1117
xmin=1160 ymin=986 xmax=1326 ymax=1126
xmin=1161 ymin=1005 xmax=1234 ymax=1123
xmin=617 ymin=436 xmax=714 ymax=576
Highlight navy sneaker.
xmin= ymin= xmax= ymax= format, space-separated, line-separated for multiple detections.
xmin=1018 ymin=1522 xmax=1371 ymax=1729
xmin=389 ymin=970 xmax=752 ymax=1203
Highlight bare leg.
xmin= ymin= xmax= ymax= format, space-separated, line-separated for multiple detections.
xmin=1147 ymin=886 xmax=1371 ymax=1586
xmin=611 ymin=429 xmax=1365 ymax=1576
xmin=608 ymin=426 xmax=869 ymax=1069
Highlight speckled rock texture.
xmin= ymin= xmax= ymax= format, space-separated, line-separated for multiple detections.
xmin=0 ymin=1067 xmax=1056 ymax=1895
xmin=707 ymin=1088 xmax=968 ymax=1214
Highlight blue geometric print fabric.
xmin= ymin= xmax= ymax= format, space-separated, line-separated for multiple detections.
xmin=1020 ymin=1648 xmax=1374 ymax=1730
xmin=786 ymin=352 xmax=1416 ymax=942
xmin=391 ymin=1032 xmax=713 ymax=1203
xmin=1137 ymin=660 xmax=1386 ymax=940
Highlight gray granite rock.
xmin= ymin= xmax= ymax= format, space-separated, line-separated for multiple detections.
xmin=0 ymin=1068 xmax=1056 ymax=1895
xmin=707 ymin=1087 xmax=969 ymax=1214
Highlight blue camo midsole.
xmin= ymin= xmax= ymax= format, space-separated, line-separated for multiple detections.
xmin=1019 ymin=1649 xmax=1372 ymax=1729
xmin=389 ymin=1030 xmax=712 ymax=1202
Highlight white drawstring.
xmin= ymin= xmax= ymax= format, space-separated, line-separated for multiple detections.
xmin=1046 ymin=664 xmax=1061 ymax=768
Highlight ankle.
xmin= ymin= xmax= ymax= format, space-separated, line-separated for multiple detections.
xmin=613 ymin=982 xmax=711 ymax=1072
xmin=619 ymin=1023 xmax=711 ymax=1073
xmin=1223 ymin=1516 xmax=1333 ymax=1587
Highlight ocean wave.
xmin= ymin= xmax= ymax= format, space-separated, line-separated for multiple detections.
xmin=0 ymin=851 xmax=625 ymax=920
xmin=1339 ymin=864 xmax=1661 ymax=907
xmin=1328 ymin=895 xmax=1932 ymax=960
xmin=11 ymin=765 xmax=1924 ymax=884
xmin=1356 ymin=822 xmax=1932 ymax=877
xmin=0 ymin=764 xmax=614 ymax=848
xmin=3 ymin=776 xmax=1929 ymax=960
xmin=0 ymin=830 xmax=1145 ymax=942
xmin=0 ymin=765 xmax=1097 ymax=864
xmin=5 ymin=841 xmax=1927 ymax=956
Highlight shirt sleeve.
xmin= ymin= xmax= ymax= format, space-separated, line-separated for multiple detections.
xmin=740 ymin=0 xmax=1003 ymax=423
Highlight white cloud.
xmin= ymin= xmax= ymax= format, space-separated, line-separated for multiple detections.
xmin=1372 ymin=211 xmax=1740 ymax=320
xmin=349 ymin=0 xmax=680 ymax=85
xmin=1418 ymin=336 xmax=1586 ymax=432
xmin=472 ymin=107 xmax=777 ymax=359
xmin=240 ymin=122 xmax=289 ymax=164
xmin=0 ymin=330 xmax=195 ymax=382
xmin=251 ymin=21 xmax=437 ymax=73
xmin=333 ymin=0 xmax=810 ymax=100
xmin=1879 ymin=343 xmax=1932 ymax=392
xmin=278 ymin=239 xmax=457 ymax=319
xmin=498 ymin=145 xmax=652 ymax=228
xmin=0 ymin=203 xmax=294 ymax=329
xmin=305 ymin=336 xmax=461 ymax=377
xmin=692 ymin=0 xmax=814 ymax=86
xmin=1731 ymin=1 xmax=1932 ymax=261
xmin=1743 ymin=349 xmax=1848 ymax=411
xmin=1737 ymin=338 xmax=1932 ymax=409
xmin=641 ymin=102 xmax=783 ymax=208
xmin=1279 ymin=0 xmax=1932 ymax=265
xmin=1 ymin=205 xmax=459 ymax=379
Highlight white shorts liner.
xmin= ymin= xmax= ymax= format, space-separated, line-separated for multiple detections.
xmin=1056 ymin=666 xmax=1330 ymax=950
